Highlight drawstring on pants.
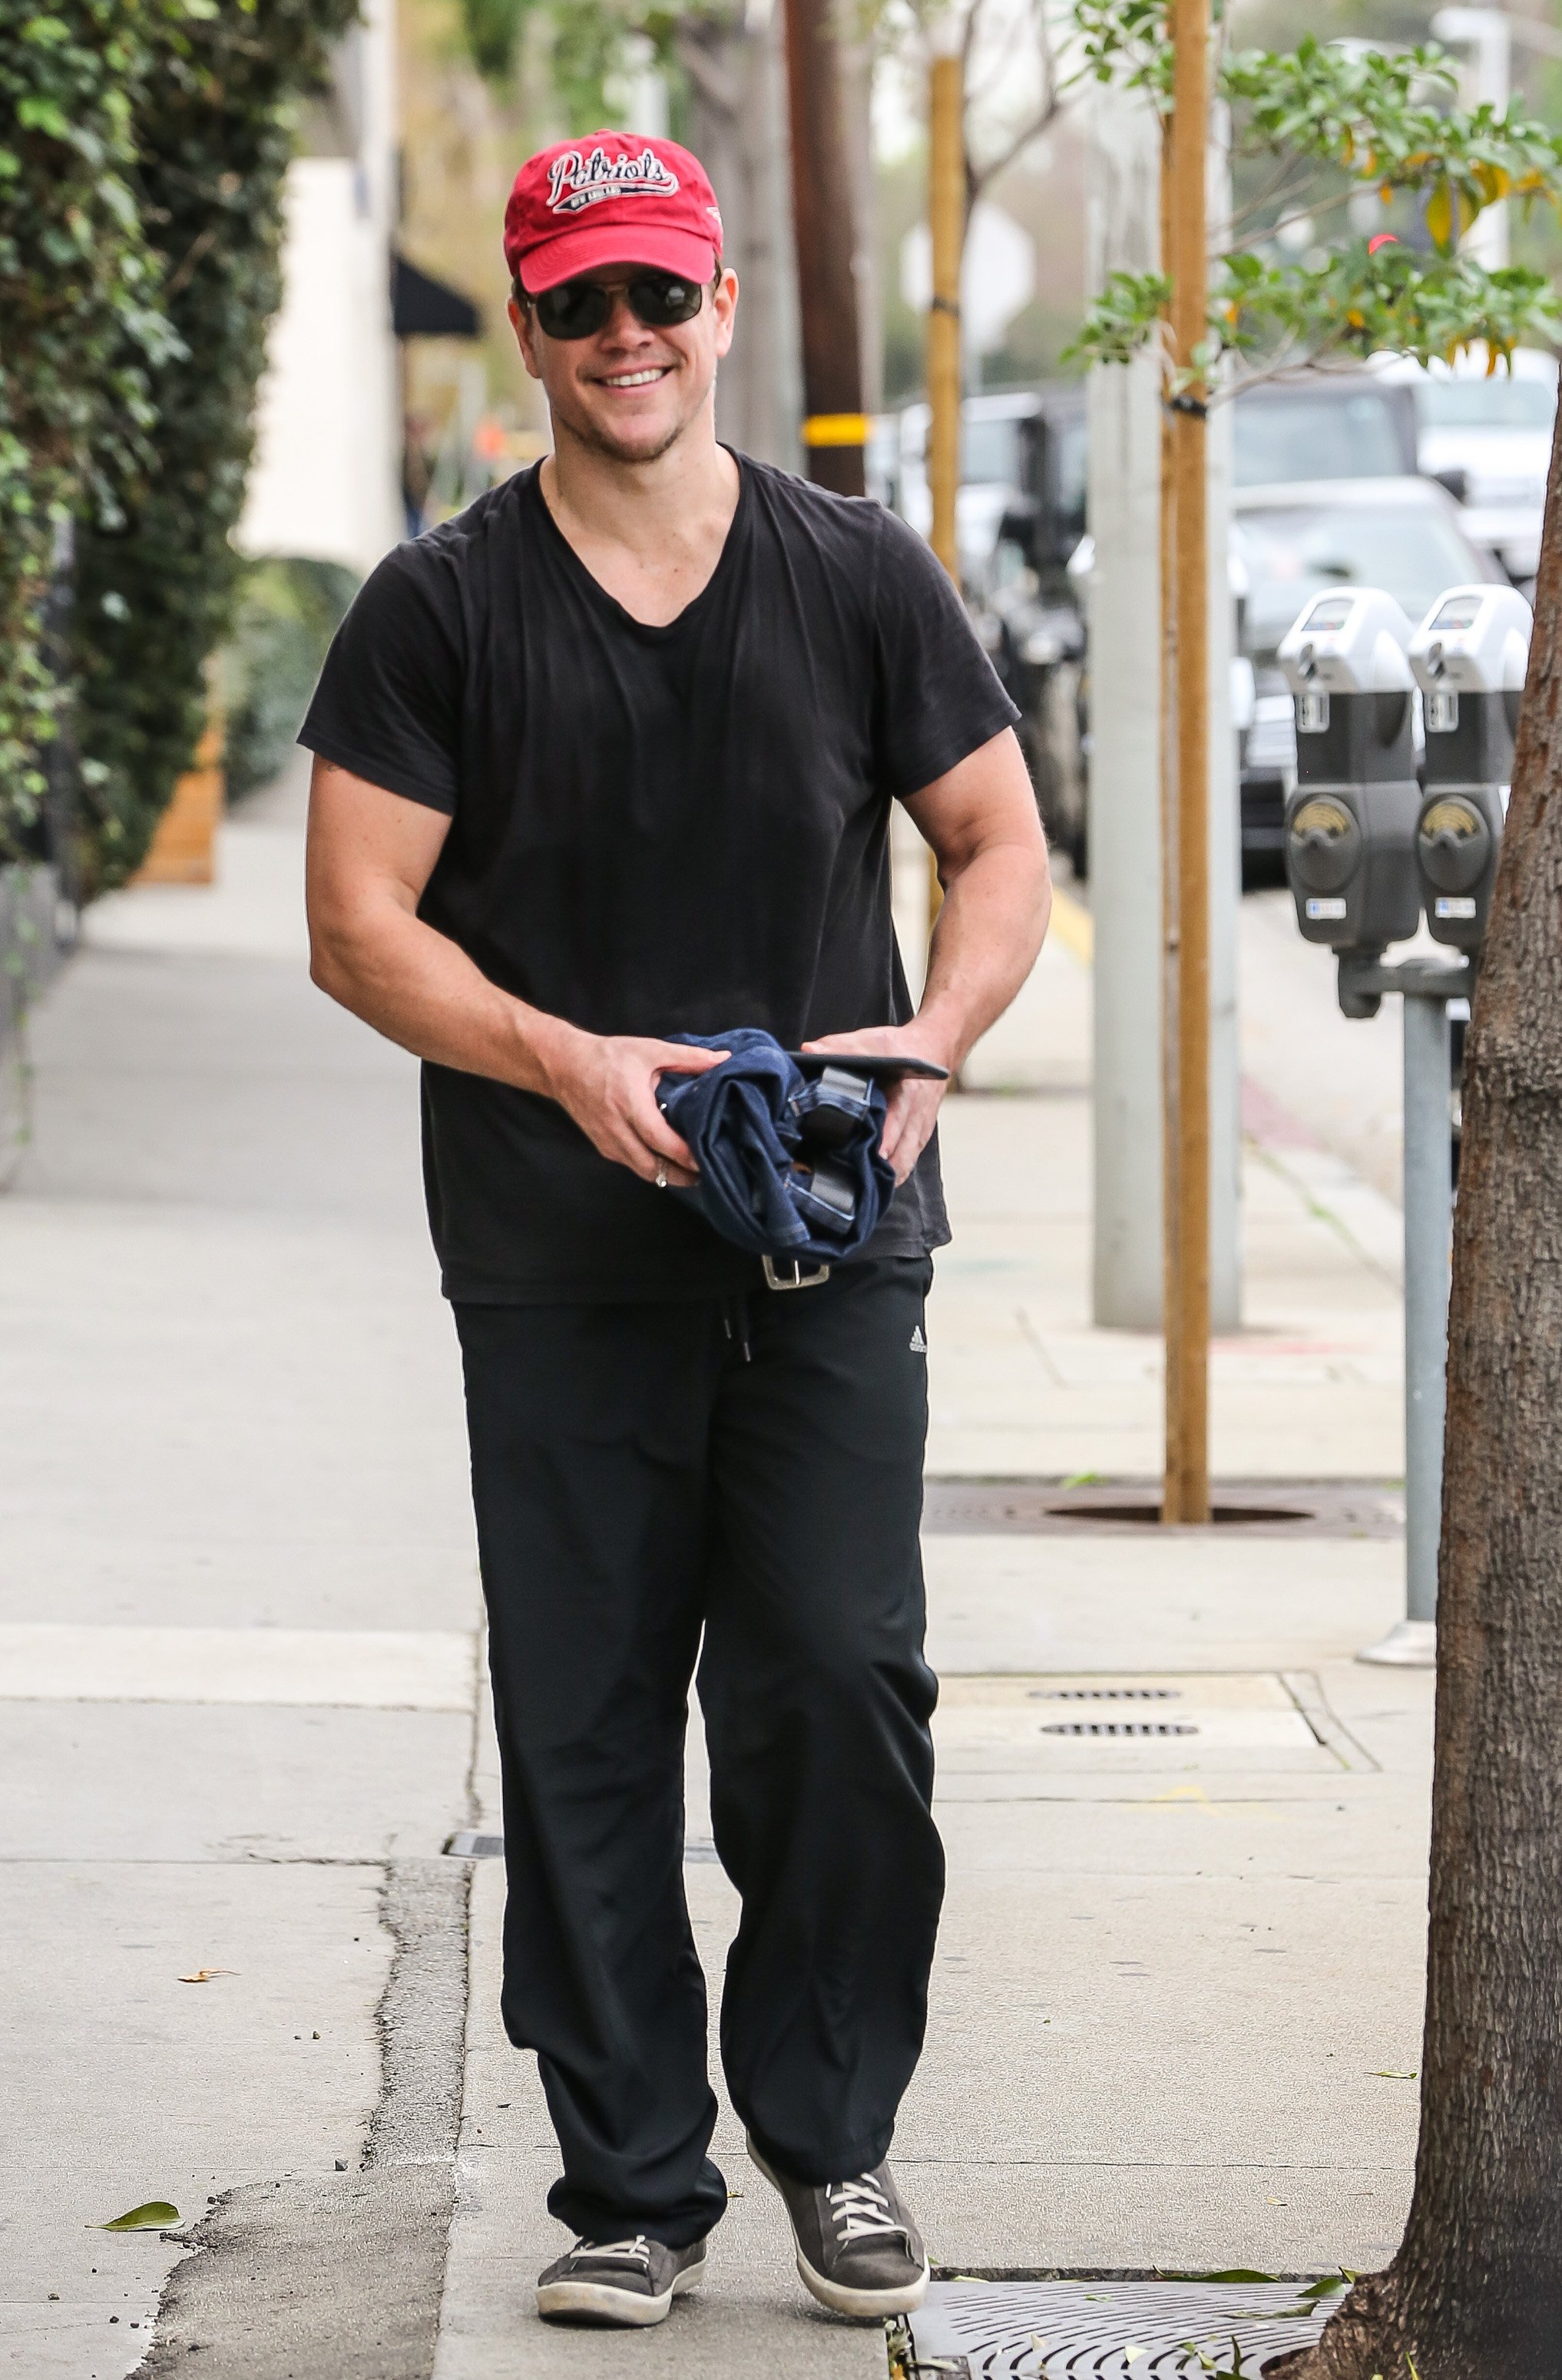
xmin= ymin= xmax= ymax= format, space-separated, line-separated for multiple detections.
xmin=720 ymin=1292 xmax=753 ymax=1364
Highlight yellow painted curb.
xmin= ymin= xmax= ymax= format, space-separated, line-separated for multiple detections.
xmin=1049 ymin=884 xmax=1094 ymax=966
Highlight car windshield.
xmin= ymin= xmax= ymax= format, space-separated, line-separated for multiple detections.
xmin=961 ymin=416 xmax=1024 ymax=486
xmin=1233 ymin=389 xmax=1405 ymax=484
xmin=1235 ymin=501 xmax=1484 ymax=655
xmin=1416 ymin=375 xmax=1557 ymax=431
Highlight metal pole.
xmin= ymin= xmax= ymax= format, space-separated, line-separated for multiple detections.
xmin=1403 ymin=992 xmax=1452 ymax=1623
xmin=1163 ymin=0 xmax=1211 ymax=1525
xmin=1360 ymin=987 xmax=1452 ymax=1664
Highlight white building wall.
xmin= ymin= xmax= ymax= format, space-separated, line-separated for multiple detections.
xmin=239 ymin=0 xmax=402 ymax=577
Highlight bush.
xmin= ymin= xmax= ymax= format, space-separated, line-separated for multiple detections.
xmin=71 ymin=0 xmax=357 ymax=893
xmin=1 ymin=0 xmax=356 ymax=894
xmin=224 ymin=557 xmax=359 ymax=801
xmin=0 ymin=0 xmax=177 ymax=861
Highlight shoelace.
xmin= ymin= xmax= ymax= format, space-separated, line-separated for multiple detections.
xmin=825 ymin=2175 xmax=904 ymax=2244
xmin=570 ymin=2235 xmax=653 ymax=2268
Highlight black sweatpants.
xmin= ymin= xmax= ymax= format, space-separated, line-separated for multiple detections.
xmin=454 ymin=1258 xmax=945 ymax=2249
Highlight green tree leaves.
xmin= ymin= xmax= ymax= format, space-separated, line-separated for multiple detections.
xmin=1069 ymin=15 xmax=1562 ymax=383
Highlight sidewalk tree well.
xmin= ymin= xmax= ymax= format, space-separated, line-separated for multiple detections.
xmin=71 ymin=0 xmax=356 ymax=894
xmin=1268 ymin=354 xmax=1562 ymax=2380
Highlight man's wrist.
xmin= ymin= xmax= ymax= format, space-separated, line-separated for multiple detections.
xmin=514 ymin=1003 xmax=584 ymax=1102
xmin=907 ymin=1003 xmax=965 ymax=1076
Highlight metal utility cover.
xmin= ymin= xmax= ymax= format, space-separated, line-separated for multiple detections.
xmin=933 ymin=1674 xmax=1337 ymax=1773
xmin=906 ymin=2276 xmax=1335 ymax=2375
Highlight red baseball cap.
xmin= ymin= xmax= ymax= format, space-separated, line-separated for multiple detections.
xmin=504 ymin=132 xmax=723 ymax=295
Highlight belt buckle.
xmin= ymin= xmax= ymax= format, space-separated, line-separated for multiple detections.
xmin=762 ymin=1255 xmax=832 ymax=1292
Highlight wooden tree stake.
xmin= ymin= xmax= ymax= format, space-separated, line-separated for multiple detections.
xmin=1161 ymin=0 xmax=1211 ymax=1525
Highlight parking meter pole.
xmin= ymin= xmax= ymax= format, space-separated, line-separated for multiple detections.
xmin=1339 ymin=957 xmax=1468 ymax=1668
xmin=1401 ymin=990 xmax=1452 ymax=1631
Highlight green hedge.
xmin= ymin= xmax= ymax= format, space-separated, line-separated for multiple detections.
xmin=2 ymin=0 xmax=356 ymax=896
xmin=0 ymin=0 xmax=174 ymax=861
xmin=225 ymin=557 xmax=359 ymax=801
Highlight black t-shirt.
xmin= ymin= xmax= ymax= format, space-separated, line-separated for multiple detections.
xmin=299 ymin=455 xmax=1018 ymax=1301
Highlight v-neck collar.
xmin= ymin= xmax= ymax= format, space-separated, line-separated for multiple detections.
xmin=526 ymin=450 xmax=750 ymax=640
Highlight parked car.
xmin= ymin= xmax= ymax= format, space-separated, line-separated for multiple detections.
xmin=975 ymin=373 xmax=1421 ymax=868
xmin=1231 ymin=369 xmax=1418 ymax=487
xmin=885 ymin=369 xmax=1441 ymax=873
xmin=883 ymin=385 xmax=1086 ymax=596
xmin=1372 ymin=345 xmax=1557 ymax=588
xmin=1231 ymin=474 xmax=1506 ymax=874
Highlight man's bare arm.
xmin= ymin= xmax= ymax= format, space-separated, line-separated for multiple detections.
xmin=803 ymin=726 xmax=1051 ymax=1181
xmin=304 ymin=757 xmax=722 ymax=1185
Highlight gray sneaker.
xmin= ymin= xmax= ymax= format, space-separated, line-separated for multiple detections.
xmin=535 ymin=2233 xmax=708 ymax=2326
xmin=749 ymin=2136 xmax=930 ymax=2318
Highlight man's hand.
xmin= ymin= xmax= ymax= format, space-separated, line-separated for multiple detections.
xmin=541 ymin=1029 xmax=728 ymax=1188
xmin=799 ymin=1023 xmax=954 ymax=1187
xmin=800 ymin=729 xmax=1051 ymax=1190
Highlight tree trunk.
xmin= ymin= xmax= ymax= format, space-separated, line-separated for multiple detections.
xmin=1279 ymin=396 xmax=1562 ymax=2378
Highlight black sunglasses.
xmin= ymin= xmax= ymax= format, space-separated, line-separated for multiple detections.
xmin=531 ymin=271 xmax=707 ymax=341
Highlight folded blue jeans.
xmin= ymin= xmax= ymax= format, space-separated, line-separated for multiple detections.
xmin=657 ymin=1027 xmax=896 ymax=1263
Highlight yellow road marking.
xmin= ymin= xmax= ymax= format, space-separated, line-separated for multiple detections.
xmin=1049 ymin=884 xmax=1094 ymax=966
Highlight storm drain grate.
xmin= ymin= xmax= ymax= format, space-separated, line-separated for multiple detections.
xmin=1039 ymin=1721 xmax=1198 ymax=1737
xmin=1030 ymin=1688 xmax=1182 ymax=1702
xmin=902 ymin=2276 xmax=1335 ymax=2375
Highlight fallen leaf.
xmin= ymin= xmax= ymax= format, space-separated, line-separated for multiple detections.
xmin=1176 ymin=2271 xmax=1279 ymax=2286
xmin=177 ymin=1969 xmax=236 ymax=1985
xmin=94 ymin=2201 xmax=178 ymax=2232
xmin=1371 ymin=2069 xmax=1417 ymax=2080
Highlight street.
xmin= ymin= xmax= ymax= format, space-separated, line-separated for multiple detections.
xmin=1 ymin=767 xmax=1433 ymax=2375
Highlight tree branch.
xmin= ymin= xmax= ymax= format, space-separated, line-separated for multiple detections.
xmin=967 ymin=86 xmax=1063 ymax=203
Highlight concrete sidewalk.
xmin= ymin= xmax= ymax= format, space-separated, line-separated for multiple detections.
xmin=2 ymin=777 xmax=1429 ymax=2378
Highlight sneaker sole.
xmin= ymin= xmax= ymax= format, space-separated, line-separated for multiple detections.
xmin=748 ymin=2142 xmax=931 ymax=2319
xmin=536 ymin=2252 xmax=706 ymax=2327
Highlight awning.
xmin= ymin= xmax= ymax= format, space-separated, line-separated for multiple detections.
xmin=392 ymin=253 xmax=482 ymax=340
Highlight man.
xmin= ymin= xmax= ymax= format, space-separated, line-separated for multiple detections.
xmin=303 ymin=130 xmax=1050 ymax=2330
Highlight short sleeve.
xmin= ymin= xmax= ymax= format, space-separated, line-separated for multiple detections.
xmin=298 ymin=544 xmax=465 ymax=815
xmin=870 ymin=507 xmax=1021 ymax=800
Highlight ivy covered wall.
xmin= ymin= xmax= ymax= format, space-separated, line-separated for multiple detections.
xmin=1 ymin=0 xmax=355 ymax=895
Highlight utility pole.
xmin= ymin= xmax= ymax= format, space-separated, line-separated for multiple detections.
xmin=782 ymin=0 xmax=867 ymax=498
xmin=1162 ymin=0 xmax=1211 ymax=1525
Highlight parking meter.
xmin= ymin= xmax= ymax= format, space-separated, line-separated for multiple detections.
xmin=1408 ymin=583 xmax=1531 ymax=953
xmin=1278 ymin=588 xmax=1421 ymax=960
